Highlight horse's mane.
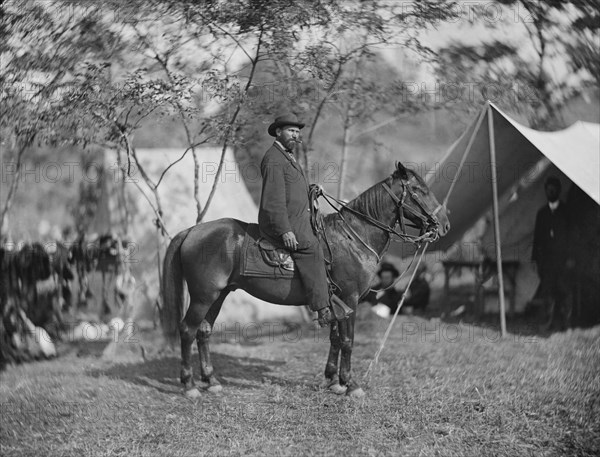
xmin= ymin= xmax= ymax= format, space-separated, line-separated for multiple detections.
xmin=345 ymin=180 xmax=390 ymax=221
xmin=324 ymin=167 xmax=423 ymax=223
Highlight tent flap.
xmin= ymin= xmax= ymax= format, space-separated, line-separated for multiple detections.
xmin=422 ymin=102 xmax=600 ymax=253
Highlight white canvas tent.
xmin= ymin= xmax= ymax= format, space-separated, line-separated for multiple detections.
xmin=423 ymin=102 xmax=600 ymax=334
xmin=425 ymin=102 xmax=599 ymax=252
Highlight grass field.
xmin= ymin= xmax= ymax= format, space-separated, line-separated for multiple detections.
xmin=1 ymin=312 xmax=599 ymax=457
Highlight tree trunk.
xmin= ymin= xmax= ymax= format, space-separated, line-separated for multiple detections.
xmin=0 ymin=142 xmax=28 ymax=239
xmin=337 ymin=118 xmax=351 ymax=199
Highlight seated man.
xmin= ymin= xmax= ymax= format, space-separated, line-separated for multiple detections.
xmin=365 ymin=262 xmax=403 ymax=317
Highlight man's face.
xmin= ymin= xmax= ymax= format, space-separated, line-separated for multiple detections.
xmin=276 ymin=125 xmax=300 ymax=150
xmin=545 ymin=184 xmax=560 ymax=203
xmin=379 ymin=271 xmax=395 ymax=287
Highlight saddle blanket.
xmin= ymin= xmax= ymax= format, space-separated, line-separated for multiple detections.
xmin=240 ymin=224 xmax=297 ymax=279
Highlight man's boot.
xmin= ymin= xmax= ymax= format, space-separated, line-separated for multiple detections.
xmin=315 ymin=295 xmax=353 ymax=327
xmin=316 ymin=306 xmax=336 ymax=327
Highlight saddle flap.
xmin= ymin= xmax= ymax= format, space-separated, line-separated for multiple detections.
xmin=240 ymin=224 xmax=296 ymax=278
xmin=257 ymin=238 xmax=294 ymax=271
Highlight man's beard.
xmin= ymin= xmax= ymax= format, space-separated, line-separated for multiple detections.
xmin=282 ymin=138 xmax=298 ymax=150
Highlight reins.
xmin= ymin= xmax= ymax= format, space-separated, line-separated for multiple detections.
xmin=320 ymin=189 xmax=437 ymax=246
xmin=317 ymin=177 xmax=441 ymax=251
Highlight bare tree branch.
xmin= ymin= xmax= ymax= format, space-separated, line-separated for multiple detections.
xmin=198 ymin=26 xmax=264 ymax=222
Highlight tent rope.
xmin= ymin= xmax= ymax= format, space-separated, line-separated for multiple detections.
xmin=361 ymin=104 xmax=485 ymax=380
xmin=442 ymin=106 xmax=488 ymax=208
xmin=361 ymin=110 xmax=482 ymax=380
xmin=369 ymin=247 xmax=420 ymax=293
xmin=363 ymin=241 xmax=429 ymax=382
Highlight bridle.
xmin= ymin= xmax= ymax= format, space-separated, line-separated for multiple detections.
xmin=319 ymin=175 xmax=443 ymax=254
xmin=311 ymin=173 xmax=444 ymax=294
xmin=380 ymin=176 xmax=443 ymax=243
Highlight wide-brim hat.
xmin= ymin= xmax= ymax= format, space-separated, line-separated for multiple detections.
xmin=268 ymin=113 xmax=305 ymax=137
xmin=378 ymin=262 xmax=400 ymax=278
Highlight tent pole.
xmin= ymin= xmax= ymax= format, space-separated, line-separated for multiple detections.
xmin=487 ymin=103 xmax=507 ymax=337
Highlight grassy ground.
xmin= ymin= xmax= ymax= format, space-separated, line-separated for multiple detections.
xmin=1 ymin=310 xmax=599 ymax=457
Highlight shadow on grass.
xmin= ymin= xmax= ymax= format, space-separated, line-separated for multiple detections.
xmin=87 ymin=352 xmax=289 ymax=395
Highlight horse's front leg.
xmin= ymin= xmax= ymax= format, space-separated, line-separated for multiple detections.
xmin=324 ymin=322 xmax=346 ymax=395
xmin=339 ymin=314 xmax=365 ymax=397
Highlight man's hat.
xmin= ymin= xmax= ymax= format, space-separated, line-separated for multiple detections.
xmin=377 ymin=262 xmax=400 ymax=278
xmin=268 ymin=113 xmax=305 ymax=137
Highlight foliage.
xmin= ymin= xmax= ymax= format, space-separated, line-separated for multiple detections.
xmin=0 ymin=0 xmax=122 ymax=236
xmin=435 ymin=0 xmax=599 ymax=129
xmin=1 ymin=0 xmax=468 ymax=235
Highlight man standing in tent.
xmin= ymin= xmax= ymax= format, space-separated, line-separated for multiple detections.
xmin=532 ymin=176 xmax=570 ymax=330
xmin=258 ymin=113 xmax=351 ymax=327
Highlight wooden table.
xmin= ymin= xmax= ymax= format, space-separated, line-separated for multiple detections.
xmin=442 ymin=259 xmax=520 ymax=317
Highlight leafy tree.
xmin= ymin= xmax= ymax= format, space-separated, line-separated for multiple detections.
xmin=0 ymin=0 xmax=120 ymax=237
xmin=435 ymin=0 xmax=599 ymax=129
xmin=564 ymin=1 xmax=600 ymax=85
xmin=232 ymin=0 xmax=461 ymax=198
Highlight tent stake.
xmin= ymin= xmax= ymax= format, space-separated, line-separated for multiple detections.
xmin=487 ymin=103 xmax=507 ymax=337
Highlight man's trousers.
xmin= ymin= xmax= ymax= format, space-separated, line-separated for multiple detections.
xmin=291 ymin=237 xmax=330 ymax=311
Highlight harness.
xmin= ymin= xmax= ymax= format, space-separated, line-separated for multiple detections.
xmin=310 ymin=175 xmax=444 ymax=293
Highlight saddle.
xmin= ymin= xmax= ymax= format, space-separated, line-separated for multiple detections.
xmin=240 ymin=224 xmax=354 ymax=321
xmin=240 ymin=224 xmax=296 ymax=279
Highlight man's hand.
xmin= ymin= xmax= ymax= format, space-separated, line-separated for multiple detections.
xmin=282 ymin=231 xmax=299 ymax=251
xmin=309 ymin=184 xmax=324 ymax=197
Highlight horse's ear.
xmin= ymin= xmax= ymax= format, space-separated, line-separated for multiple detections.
xmin=395 ymin=161 xmax=408 ymax=179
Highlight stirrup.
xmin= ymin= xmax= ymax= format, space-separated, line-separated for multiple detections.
xmin=329 ymin=294 xmax=353 ymax=321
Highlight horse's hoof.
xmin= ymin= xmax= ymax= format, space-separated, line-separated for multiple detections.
xmin=207 ymin=384 xmax=223 ymax=394
xmin=347 ymin=387 xmax=366 ymax=398
xmin=328 ymin=382 xmax=348 ymax=395
xmin=184 ymin=388 xmax=201 ymax=399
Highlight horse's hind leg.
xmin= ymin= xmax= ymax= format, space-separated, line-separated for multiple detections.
xmin=196 ymin=291 xmax=229 ymax=393
xmin=180 ymin=313 xmax=202 ymax=398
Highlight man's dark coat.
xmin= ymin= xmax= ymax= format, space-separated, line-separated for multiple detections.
xmin=532 ymin=202 xmax=569 ymax=274
xmin=532 ymin=201 xmax=570 ymax=328
xmin=258 ymin=141 xmax=329 ymax=310
xmin=258 ymin=142 xmax=313 ymax=247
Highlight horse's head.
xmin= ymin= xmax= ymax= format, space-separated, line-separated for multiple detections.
xmin=387 ymin=161 xmax=450 ymax=241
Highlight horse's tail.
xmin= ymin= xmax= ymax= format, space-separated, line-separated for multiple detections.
xmin=161 ymin=228 xmax=191 ymax=347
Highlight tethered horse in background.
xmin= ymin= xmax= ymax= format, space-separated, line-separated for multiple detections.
xmin=161 ymin=162 xmax=450 ymax=398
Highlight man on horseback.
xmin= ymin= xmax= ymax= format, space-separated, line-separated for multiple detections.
xmin=258 ymin=113 xmax=351 ymax=326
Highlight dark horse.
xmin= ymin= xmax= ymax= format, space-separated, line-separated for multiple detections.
xmin=162 ymin=162 xmax=449 ymax=398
